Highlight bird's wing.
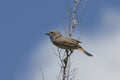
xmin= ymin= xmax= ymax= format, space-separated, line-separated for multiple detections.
xmin=65 ymin=36 xmax=82 ymax=44
xmin=71 ymin=38 xmax=82 ymax=43
xmin=55 ymin=36 xmax=79 ymax=47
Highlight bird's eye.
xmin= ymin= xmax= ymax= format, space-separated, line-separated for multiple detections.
xmin=50 ymin=32 xmax=53 ymax=34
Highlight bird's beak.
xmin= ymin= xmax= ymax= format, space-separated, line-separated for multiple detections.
xmin=45 ymin=32 xmax=50 ymax=35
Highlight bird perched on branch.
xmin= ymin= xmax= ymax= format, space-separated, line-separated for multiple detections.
xmin=45 ymin=30 xmax=93 ymax=57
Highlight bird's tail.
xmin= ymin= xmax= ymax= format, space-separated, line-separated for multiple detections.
xmin=77 ymin=47 xmax=93 ymax=57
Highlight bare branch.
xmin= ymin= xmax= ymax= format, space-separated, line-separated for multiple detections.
xmin=56 ymin=0 xmax=81 ymax=80
xmin=53 ymin=0 xmax=88 ymax=80
xmin=69 ymin=0 xmax=80 ymax=37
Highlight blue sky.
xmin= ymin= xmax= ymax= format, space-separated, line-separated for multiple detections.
xmin=0 ymin=0 xmax=120 ymax=80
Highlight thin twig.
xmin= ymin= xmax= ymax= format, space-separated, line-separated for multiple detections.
xmin=69 ymin=0 xmax=80 ymax=37
xmin=40 ymin=67 xmax=45 ymax=80
xmin=79 ymin=0 xmax=89 ymax=24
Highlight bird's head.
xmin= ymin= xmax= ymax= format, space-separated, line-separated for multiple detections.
xmin=45 ymin=30 xmax=61 ymax=38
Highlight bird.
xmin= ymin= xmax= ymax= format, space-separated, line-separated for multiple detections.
xmin=45 ymin=30 xmax=93 ymax=57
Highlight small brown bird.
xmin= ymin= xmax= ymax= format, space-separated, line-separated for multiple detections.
xmin=45 ymin=30 xmax=93 ymax=56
